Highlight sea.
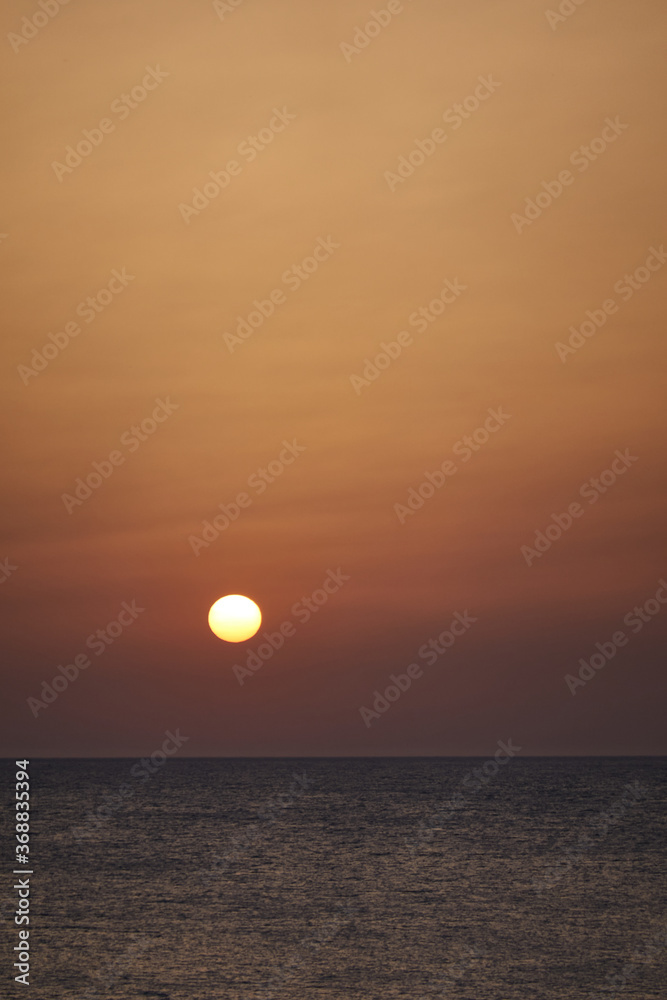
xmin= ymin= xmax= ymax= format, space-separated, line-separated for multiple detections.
xmin=4 ymin=757 xmax=666 ymax=999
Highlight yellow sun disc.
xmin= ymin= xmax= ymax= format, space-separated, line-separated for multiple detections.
xmin=208 ymin=595 xmax=261 ymax=642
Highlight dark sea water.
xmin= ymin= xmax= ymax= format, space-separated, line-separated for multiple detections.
xmin=4 ymin=757 xmax=666 ymax=999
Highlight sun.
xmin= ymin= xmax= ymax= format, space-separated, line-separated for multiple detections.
xmin=208 ymin=595 xmax=262 ymax=642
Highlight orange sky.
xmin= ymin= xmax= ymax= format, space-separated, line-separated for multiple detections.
xmin=2 ymin=0 xmax=666 ymax=756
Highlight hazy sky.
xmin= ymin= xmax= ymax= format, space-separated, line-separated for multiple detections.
xmin=2 ymin=0 xmax=665 ymax=756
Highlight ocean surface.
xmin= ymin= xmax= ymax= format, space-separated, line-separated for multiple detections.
xmin=5 ymin=757 xmax=666 ymax=999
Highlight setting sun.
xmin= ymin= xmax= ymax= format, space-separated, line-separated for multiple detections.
xmin=208 ymin=595 xmax=262 ymax=642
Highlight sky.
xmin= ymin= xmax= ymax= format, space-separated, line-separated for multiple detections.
xmin=1 ymin=0 xmax=666 ymax=757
